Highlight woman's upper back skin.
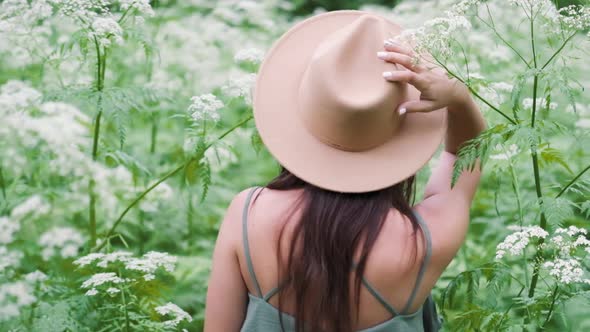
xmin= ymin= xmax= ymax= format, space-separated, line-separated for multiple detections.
xmin=233 ymin=152 xmax=481 ymax=331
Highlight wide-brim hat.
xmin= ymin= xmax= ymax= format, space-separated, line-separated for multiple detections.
xmin=253 ymin=10 xmax=446 ymax=193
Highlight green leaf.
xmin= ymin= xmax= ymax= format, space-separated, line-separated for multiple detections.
xmin=541 ymin=197 xmax=575 ymax=224
xmin=539 ymin=146 xmax=573 ymax=174
xmin=199 ymin=157 xmax=211 ymax=203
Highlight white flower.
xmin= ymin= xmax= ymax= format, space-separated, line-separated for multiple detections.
xmin=188 ymin=94 xmax=224 ymax=123
xmin=0 ymin=216 xmax=20 ymax=244
xmin=120 ymin=0 xmax=154 ymax=17
xmin=85 ymin=288 xmax=98 ymax=296
xmin=39 ymin=227 xmax=85 ymax=260
xmin=81 ymin=272 xmax=124 ymax=289
xmin=543 ymin=258 xmax=588 ymax=284
xmin=10 ymin=195 xmax=50 ymax=221
xmin=73 ymin=251 xmax=134 ymax=267
xmin=522 ymin=98 xmax=557 ymax=111
xmin=489 ymin=82 xmax=513 ymax=93
xmin=490 ymin=144 xmax=518 ymax=160
xmin=576 ymin=119 xmax=590 ymax=129
xmin=495 ymin=226 xmax=548 ymax=259
xmin=24 ymin=271 xmax=48 ymax=284
xmin=222 ymin=73 xmax=256 ymax=104
xmin=124 ymin=251 xmax=177 ymax=276
xmin=0 ymin=246 xmax=23 ymax=270
xmin=0 ymin=80 xmax=42 ymax=114
xmin=89 ymin=17 xmax=123 ymax=48
xmin=155 ymin=302 xmax=193 ymax=327
xmin=106 ymin=287 xmax=120 ymax=295
xmin=234 ymin=48 xmax=264 ymax=65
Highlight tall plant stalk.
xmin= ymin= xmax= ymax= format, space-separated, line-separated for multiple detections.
xmin=88 ymin=37 xmax=107 ymax=249
xmin=92 ymin=115 xmax=253 ymax=252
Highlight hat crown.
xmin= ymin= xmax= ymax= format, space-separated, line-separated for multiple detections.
xmin=298 ymin=14 xmax=408 ymax=152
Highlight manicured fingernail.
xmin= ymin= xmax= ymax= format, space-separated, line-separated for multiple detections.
xmin=382 ymin=71 xmax=393 ymax=79
xmin=399 ymin=107 xmax=407 ymax=115
xmin=377 ymin=51 xmax=388 ymax=60
xmin=384 ymin=39 xmax=397 ymax=47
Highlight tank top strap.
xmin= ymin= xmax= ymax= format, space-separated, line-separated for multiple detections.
xmin=242 ymin=186 xmax=263 ymax=297
xmin=400 ymin=209 xmax=433 ymax=314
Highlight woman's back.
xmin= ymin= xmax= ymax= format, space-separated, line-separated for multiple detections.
xmin=239 ymin=187 xmax=433 ymax=331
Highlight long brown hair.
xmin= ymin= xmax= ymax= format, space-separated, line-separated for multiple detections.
xmin=262 ymin=167 xmax=420 ymax=332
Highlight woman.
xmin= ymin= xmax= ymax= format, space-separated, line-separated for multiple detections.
xmin=204 ymin=10 xmax=486 ymax=332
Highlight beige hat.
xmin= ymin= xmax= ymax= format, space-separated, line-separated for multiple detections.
xmin=253 ymin=10 xmax=447 ymax=193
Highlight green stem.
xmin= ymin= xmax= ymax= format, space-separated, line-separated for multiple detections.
xmin=119 ymin=278 xmax=131 ymax=332
xmin=541 ymin=285 xmax=560 ymax=330
xmin=541 ymin=33 xmax=576 ymax=70
xmin=528 ymin=151 xmax=547 ymax=299
xmin=556 ymin=163 xmax=590 ymax=198
xmin=527 ymin=12 xmax=548 ymax=300
xmin=150 ymin=114 xmax=158 ymax=154
xmin=477 ymin=11 xmax=531 ymax=68
xmin=432 ymin=58 xmax=516 ymax=124
xmin=0 ymin=166 xmax=6 ymax=200
xmin=92 ymin=115 xmax=253 ymax=252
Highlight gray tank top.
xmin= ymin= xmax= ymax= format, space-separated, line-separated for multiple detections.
xmin=240 ymin=187 xmax=437 ymax=332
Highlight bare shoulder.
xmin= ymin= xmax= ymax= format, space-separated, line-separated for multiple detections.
xmin=413 ymin=193 xmax=471 ymax=269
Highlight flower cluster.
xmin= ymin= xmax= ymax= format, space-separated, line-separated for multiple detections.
xmin=393 ymin=0 xmax=480 ymax=59
xmin=39 ymin=227 xmax=85 ymax=260
xmin=522 ymin=98 xmax=557 ymax=111
xmin=188 ymin=93 xmax=224 ymax=123
xmin=81 ymin=272 xmax=125 ymax=296
xmin=222 ymin=73 xmax=257 ymax=105
xmin=495 ymin=226 xmax=548 ymax=259
xmin=74 ymin=250 xmax=177 ymax=283
xmin=120 ymin=0 xmax=154 ymax=16
xmin=155 ymin=302 xmax=193 ymax=328
xmin=89 ymin=17 xmax=124 ymax=48
xmin=234 ymin=48 xmax=264 ymax=65
xmin=543 ymin=258 xmax=589 ymax=285
xmin=0 ymin=217 xmax=20 ymax=245
xmin=10 ymin=195 xmax=51 ymax=221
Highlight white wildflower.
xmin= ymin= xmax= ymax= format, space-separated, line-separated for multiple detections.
xmin=0 ymin=280 xmax=37 ymax=319
xmin=49 ymin=0 xmax=110 ymax=19
xmin=543 ymin=258 xmax=587 ymax=284
xmin=81 ymin=272 xmax=124 ymax=289
xmin=120 ymin=0 xmax=154 ymax=16
xmin=124 ymin=251 xmax=177 ymax=277
xmin=0 ymin=216 xmax=20 ymax=244
xmin=0 ymin=80 xmax=42 ymax=114
xmin=39 ymin=227 xmax=85 ymax=260
xmin=10 ymin=195 xmax=50 ymax=221
xmin=555 ymin=226 xmax=588 ymax=237
xmin=0 ymin=246 xmax=23 ymax=270
xmin=85 ymin=288 xmax=98 ymax=296
xmin=188 ymin=94 xmax=223 ymax=123
xmin=234 ymin=48 xmax=264 ymax=65
xmin=576 ymin=119 xmax=590 ymax=129
xmin=106 ymin=287 xmax=120 ymax=295
xmin=24 ymin=271 xmax=48 ymax=284
xmin=73 ymin=251 xmax=134 ymax=267
xmin=489 ymin=82 xmax=513 ymax=93
xmin=222 ymin=73 xmax=257 ymax=104
xmin=495 ymin=225 xmax=548 ymax=259
xmin=490 ymin=144 xmax=518 ymax=160
xmin=522 ymin=98 xmax=557 ymax=111
xmin=155 ymin=302 xmax=193 ymax=328
xmin=89 ymin=17 xmax=124 ymax=48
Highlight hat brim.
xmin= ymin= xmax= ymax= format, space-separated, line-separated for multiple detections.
xmin=253 ymin=10 xmax=447 ymax=193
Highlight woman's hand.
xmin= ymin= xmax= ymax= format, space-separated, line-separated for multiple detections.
xmin=377 ymin=40 xmax=471 ymax=114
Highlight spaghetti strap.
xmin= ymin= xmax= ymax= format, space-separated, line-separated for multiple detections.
xmin=242 ymin=186 xmax=263 ymax=297
xmin=400 ymin=209 xmax=433 ymax=314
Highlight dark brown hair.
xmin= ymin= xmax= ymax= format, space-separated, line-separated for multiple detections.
xmin=262 ymin=167 xmax=420 ymax=332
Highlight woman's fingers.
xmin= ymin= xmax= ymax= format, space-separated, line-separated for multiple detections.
xmin=397 ymin=100 xmax=440 ymax=114
xmin=377 ymin=51 xmax=425 ymax=73
xmin=383 ymin=39 xmax=414 ymax=57
xmin=382 ymin=70 xmax=424 ymax=89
